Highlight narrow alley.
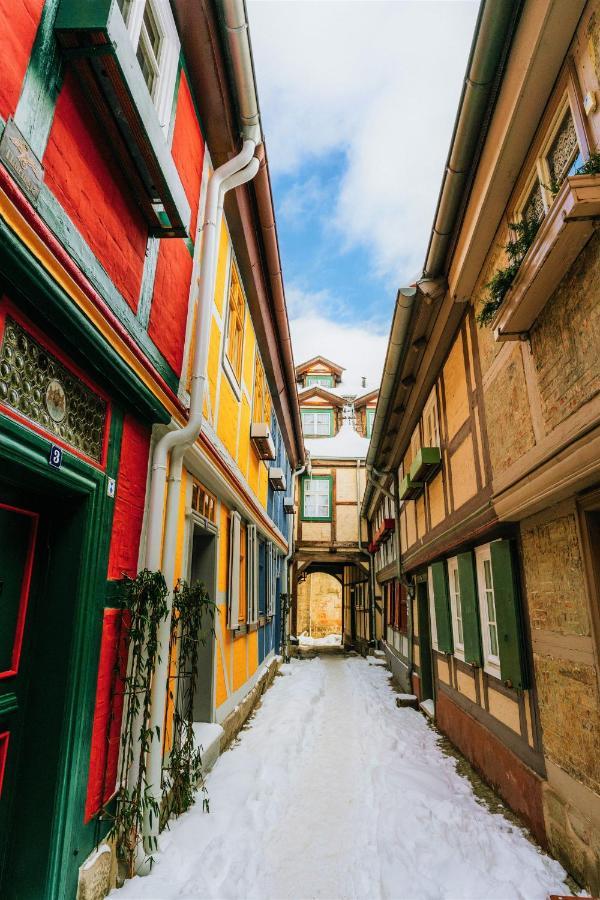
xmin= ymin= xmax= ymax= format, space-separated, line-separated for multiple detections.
xmin=115 ymin=654 xmax=569 ymax=900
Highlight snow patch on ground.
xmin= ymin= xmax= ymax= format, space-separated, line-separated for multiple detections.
xmin=114 ymin=656 xmax=570 ymax=900
xmin=299 ymin=633 xmax=342 ymax=646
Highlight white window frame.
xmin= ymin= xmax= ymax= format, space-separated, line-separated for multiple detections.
xmin=303 ymin=477 xmax=330 ymax=520
xmin=366 ymin=407 xmax=375 ymax=438
xmin=305 ymin=374 xmax=333 ymax=388
xmin=475 ymin=543 xmax=501 ymax=678
xmin=427 ymin=565 xmax=438 ymax=652
xmin=247 ymin=524 xmax=259 ymax=625
xmin=422 ymin=389 xmax=440 ymax=449
xmin=301 ymin=409 xmax=332 ymax=436
xmin=447 ymin=556 xmax=464 ymax=661
xmin=118 ymin=0 xmax=180 ymax=134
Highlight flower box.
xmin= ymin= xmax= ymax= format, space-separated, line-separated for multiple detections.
xmin=398 ymin=474 xmax=423 ymax=501
xmin=409 ymin=447 xmax=441 ymax=483
xmin=493 ymin=175 xmax=600 ymax=340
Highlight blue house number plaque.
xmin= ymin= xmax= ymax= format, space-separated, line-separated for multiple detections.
xmin=49 ymin=444 xmax=63 ymax=469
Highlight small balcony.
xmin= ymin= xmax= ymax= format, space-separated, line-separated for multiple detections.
xmin=494 ymin=174 xmax=600 ymax=340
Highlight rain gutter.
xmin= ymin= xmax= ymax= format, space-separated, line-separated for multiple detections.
xmin=363 ymin=0 xmax=520 ymax=517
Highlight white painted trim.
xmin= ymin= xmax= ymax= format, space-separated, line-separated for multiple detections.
xmin=447 ymin=556 xmax=465 ymax=662
xmin=474 ymin=543 xmax=502 ymax=678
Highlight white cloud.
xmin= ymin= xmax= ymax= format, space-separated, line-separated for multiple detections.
xmin=289 ymin=300 xmax=389 ymax=390
xmin=248 ymin=0 xmax=478 ymax=285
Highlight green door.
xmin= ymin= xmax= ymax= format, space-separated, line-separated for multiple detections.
xmin=0 ymin=478 xmax=87 ymax=899
xmin=0 ymin=500 xmax=40 ymax=887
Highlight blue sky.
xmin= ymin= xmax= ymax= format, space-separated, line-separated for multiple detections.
xmin=248 ymin=1 xmax=479 ymax=384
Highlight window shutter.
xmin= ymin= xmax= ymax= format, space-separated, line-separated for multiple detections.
xmin=228 ymin=512 xmax=241 ymax=628
xmin=457 ymin=552 xmax=483 ymax=666
xmin=430 ymin=561 xmax=453 ymax=653
xmin=247 ymin=524 xmax=259 ymax=624
xmin=490 ymin=540 xmax=529 ymax=690
xmin=266 ymin=542 xmax=276 ymax=616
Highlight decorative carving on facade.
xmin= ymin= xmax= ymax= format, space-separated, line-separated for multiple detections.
xmin=0 ymin=318 xmax=107 ymax=460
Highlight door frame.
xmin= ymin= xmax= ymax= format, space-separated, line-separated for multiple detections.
xmin=0 ymin=411 xmax=114 ymax=898
xmin=415 ymin=575 xmax=435 ymax=704
xmin=186 ymin=511 xmax=218 ymax=723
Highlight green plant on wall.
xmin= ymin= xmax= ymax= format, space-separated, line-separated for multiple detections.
xmin=109 ymin=569 xmax=169 ymax=877
xmin=476 ymin=217 xmax=541 ymax=327
xmin=575 ymin=151 xmax=600 ymax=176
xmin=163 ymin=579 xmax=216 ymax=822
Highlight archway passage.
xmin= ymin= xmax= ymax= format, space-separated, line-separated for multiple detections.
xmin=296 ymin=572 xmax=342 ymax=640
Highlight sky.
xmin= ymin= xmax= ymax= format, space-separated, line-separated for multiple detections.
xmin=247 ymin=0 xmax=479 ymax=387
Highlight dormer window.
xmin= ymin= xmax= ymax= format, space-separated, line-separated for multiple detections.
xmin=366 ymin=408 xmax=375 ymax=438
xmin=301 ymin=409 xmax=333 ymax=436
xmin=305 ymin=374 xmax=334 ymax=388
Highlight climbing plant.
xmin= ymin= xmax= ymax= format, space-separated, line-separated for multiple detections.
xmin=163 ymin=579 xmax=216 ymax=822
xmin=476 ymin=217 xmax=540 ymax=327
xmin=110 ymin=569 xmax=170 ymax=876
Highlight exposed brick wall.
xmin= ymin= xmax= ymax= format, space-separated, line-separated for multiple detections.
xmin=148 ymin=238 xmax=193 ymax=377
xmin=521 ymin=512 xmax=591 ymax=636
xmin=84 ymin=608 xmax=129 ymax=822
xmin=43 ymin=72 xmax=147 ymax=313
xmin=0 ymin=0 xmax=43 ymax=120
xmin=534 ymin=654 xmax=600 ymax=797
xmin=107 ymin=414 xmax=151 ymax=579
xmin=297 ymin=572 xmax=342 ymax=637
xmin=436 ymin=688 xmax=547 ymax=846
xmin=483 ymin=344 xmax=535 ymax=474
xmin=531 ymin=230 xmax=600 ymax=433
xmin=170 ymin=70 xmax=204 ymax=239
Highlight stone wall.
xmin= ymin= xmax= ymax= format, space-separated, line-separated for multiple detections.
xmin=531 ymin=230 xmax=600 ymax=434
xmin=297 ymin=572 xmax=342 ymax=637
xmin=520 ymin=505 xmax=600 ymax=893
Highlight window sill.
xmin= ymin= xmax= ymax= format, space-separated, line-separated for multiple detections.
xmin=494 ymin=174 xmax=600 ymax=340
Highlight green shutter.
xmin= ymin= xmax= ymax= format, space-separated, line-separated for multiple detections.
xmin=430 ymin=561 xmax=453 ymax=653
xmin=490 ymin=540 xmax=529 ymax=690
xmin=457 ymin=552 xmax=483 ymax=666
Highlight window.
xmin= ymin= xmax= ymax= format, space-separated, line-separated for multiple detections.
xmin=253 ymin=355 xmax=271 ymax=425
xmin=117 ymin=0 xmax=180 ymax=131
xmin=366 ymin=408 xmax=375 ymax=438
xmin=301 ymin=408 xmax=333 ymax=436
xmin=517 ymin=98 xmax=584 ymax=226
xmin=306 ymin=374 xmax=334 ymax=387
xmin=301 ymin=476 xmax=332 ymax=521
xmin=475 ymin=544 xmax=501 ymax=677
xmin=422 ymin=391 xmax=439 ymax=448
xmin=447 ymin=556 xmax=464 ymax=660
xmin=427 ymin=565 xmax=438 ymax=651
xmin=225 ymin=264 xmax=245 ymax=384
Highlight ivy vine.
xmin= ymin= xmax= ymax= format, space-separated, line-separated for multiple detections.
xmin=476 ymin=217 xmax=540 ymax=327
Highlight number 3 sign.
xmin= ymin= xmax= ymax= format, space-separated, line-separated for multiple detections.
xmin=49 ymin=444 xmax=63 ymax=469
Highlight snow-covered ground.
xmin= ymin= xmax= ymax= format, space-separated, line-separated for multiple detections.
xmin=298 ymin=633 xmax=342 ymax=646
xmin=114 ymin=655 xmax=571 ymax=900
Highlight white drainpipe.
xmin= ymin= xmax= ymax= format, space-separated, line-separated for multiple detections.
xmin=281 ymin=461 xmax=306 ymax=657
xmin=136 ymin=138 xmax=260 ymax=871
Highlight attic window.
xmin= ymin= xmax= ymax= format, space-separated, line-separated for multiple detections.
xmin=305 ymin=375 xmax=334 ymax=388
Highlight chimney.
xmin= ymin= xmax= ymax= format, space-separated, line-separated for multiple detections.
xmin=361 ymin=376 xmax=367 ymax=388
